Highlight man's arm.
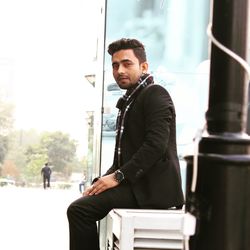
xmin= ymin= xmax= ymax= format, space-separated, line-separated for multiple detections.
xmin=103 ymin=164 xmax=117 ymax=176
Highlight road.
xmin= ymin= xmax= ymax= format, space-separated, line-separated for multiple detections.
xmin=0 ymin=187 xmax=80 ymax=250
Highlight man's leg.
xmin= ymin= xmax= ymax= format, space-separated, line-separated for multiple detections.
xmin=79 ymin=183 xmax=84 ymax=193
xmin=47 ymin=176 xmax=50 ymax=188
xmin=43 ymin=176 xmax=46 ymax=189
xmin=67 ymin=181 xmax=138 ymax=250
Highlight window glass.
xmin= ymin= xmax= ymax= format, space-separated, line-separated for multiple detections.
xmin=101 ymin=0 xmax=211 ymax=190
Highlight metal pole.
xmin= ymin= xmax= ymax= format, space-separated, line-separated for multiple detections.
xmin=206 ymin=0 xmax=249 ymax=134
xmin=185 ymin=0 xmax=250 ymax=249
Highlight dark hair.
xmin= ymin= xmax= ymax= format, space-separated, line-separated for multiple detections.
xmin=107 ymin=38 xmax=147 ymax=64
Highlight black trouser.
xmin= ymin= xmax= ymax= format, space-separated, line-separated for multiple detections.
xmin=67 ymin=182 xmax=139 ymax=250
xmin=43 ymin=175 xmax=50 ymax=189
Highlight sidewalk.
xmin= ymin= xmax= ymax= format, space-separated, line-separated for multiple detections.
xmin=0 ymin=187 xmax=80 ymax=250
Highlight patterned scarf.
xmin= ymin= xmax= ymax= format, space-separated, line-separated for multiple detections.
xmin=114 ymin=73 xmax=154 ymax=168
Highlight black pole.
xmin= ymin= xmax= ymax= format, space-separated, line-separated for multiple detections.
xmin=185 ymin=0 xmax=250 ymax=249
xmin=247 ymin=86 xmax=250 ymax=134
xmin=206 ymin=0 xmax=249 ymax=134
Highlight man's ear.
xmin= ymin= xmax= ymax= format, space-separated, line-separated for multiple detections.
xmin=141 ymin=62 xmax=149 ymax=73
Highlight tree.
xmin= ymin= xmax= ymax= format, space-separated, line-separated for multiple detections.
xmin=4 ymin=129 xmax=42 ymax=183
xmin=24 ymin=143 xmax=48 ymax=183
xmin=24 ymin=131 xmax=77 ymax=181
xmin=1 ymin=160 xmax=19 ymax=179
xmin=0 ymin=99 xmax=14 ymax=165
xmin=0 ymin=135 xmax=8 ymax=165
xmin=40 ymin=131 xmax=77 ymax=175
xmin=0 ymin=100 xmax=14 ymax=135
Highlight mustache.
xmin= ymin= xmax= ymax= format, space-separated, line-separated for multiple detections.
xmin=117 ymin=74 xmax=129 ymax=81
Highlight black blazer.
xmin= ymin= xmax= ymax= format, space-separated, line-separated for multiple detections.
xmin=105 ymin=84 xmax=184 ymax=209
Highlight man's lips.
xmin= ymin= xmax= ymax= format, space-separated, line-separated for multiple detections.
xmin=118 ymin=76 xmax=129 ymax=81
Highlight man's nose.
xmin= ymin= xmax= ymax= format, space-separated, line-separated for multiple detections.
xmin=117 ymin=65 xmax=126 ymax=74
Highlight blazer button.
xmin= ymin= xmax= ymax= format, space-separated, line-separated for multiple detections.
xmin=136 ymin=169 xmax=143 ymax=177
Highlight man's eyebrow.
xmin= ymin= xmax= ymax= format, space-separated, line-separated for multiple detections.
xmin=112 ymin=59 xmax=133 ymax=66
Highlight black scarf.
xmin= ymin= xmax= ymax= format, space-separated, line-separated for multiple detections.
xmin=114 ymin=73 xmax=154 ymax=168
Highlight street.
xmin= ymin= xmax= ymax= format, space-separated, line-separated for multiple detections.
xmin=0 ymin=186 xmax=80 ymax=250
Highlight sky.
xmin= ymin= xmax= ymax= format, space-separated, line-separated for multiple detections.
xmin=0 ymin=0 xmax=101 ymax=156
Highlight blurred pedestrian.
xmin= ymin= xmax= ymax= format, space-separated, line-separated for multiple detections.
xmin=41 ymin=162 xmax=52 ymax=189
xmin=79 ymin=173 xmax=86 ymax=193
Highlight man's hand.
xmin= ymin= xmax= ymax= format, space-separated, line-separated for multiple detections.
xmin=83 ymin=173 xmax=118 ymax=196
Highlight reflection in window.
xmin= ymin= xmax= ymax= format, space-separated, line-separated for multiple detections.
xmin=101 ymin=0 xmax=211 ymax=182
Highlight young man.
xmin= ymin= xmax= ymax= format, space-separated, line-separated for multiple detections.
xmin=67 ymin=38 xmax=184 ymax=250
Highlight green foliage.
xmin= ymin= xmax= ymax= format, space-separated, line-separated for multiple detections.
xmin=0 ymin=135 xmax=8 ymax=164
xmin=40 ymin=131 xmax=77 ymax=174
xmin=23 ymin=142 xmax=47 ymax=182
xmin=0 ymin=100 xmax=14 ymax=135
xmin=4 ymin=127 xmax=80 ymax=183
xmin=5 ymin=129 xmax=41 ymax=180
xmin=0 ymin=95 xmax=82 ymax=183
xmin=24 ymin=157 xmax=47 ymax=184
xmin=0 ymin=99 xmax=14 ymax=164
xmin=23 ymin=131 xmax=78 ymax=181
xmin=25 ymin=143 xmax=48 ymax=163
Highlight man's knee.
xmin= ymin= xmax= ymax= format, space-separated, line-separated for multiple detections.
xmin=67 ymin=199 xmax=90 ymax=219
xmin=67 ymin=195 xmax=109 ymax=224
xmin=67 ymin=201 xmax=80 ymax=220
xmin=67 ymin=203 xmax=73 ymax=219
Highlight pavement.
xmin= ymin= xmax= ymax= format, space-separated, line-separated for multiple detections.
xmin=0 ymin=186 xmax=80 ymax=250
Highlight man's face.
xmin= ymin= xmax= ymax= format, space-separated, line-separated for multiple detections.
xmin=111 ymin=49 xmax=148 ymax=89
